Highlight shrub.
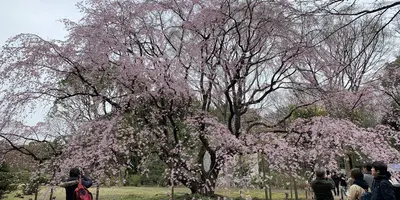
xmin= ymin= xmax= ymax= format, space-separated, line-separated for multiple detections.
xmin=23 ymin=174 xmax=49 ymax=195
xmin=125 ymin=153 xmax=168 ymax=186
xmin=14 ymin=171 xmax=31 ymax=184
xmin=126 ymin=174 xmax=142 ymax=187
xmin=0 ymin=163 xmax=17 ymax=198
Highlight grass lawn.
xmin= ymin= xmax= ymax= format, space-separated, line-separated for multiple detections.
xmin=3 ymin=186 xmax=308 ymax=200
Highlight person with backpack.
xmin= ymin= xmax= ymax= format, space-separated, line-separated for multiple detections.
xmin=371 ymin=161 xmax=396 ymax=200
xmin=60 ymin=167 xmax=93 ymax=200
xmin=347 ymin=168 xmax=369 ymax=200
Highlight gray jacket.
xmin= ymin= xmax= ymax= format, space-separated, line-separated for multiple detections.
xmin=364 ymin=173 xmax=374 ymax=189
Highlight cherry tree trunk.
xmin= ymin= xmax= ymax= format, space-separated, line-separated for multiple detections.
xmin=183 ymin=160 xmax=219 ymax=197
xmin=159 ymin=156 xmax=219 ymax=196
xmin=185 ymin=146 xmax=221 ymax=196
xmin=187 ymin=173 xmax=218 ymax=196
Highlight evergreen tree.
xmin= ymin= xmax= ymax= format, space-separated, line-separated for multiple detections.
xmin=0 ymin=163 xmax=16 ymax=198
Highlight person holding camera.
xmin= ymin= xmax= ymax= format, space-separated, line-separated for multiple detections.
xmin=311 ymin=169 xmax=335 ymax=200
xmin=59 ymin=167 xmax=93 ymax=200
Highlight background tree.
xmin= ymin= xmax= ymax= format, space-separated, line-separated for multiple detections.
xmin=381 ymin=57 xmax=400 ymax=130
xmin=0 ymin=163 xmax=17 ymax=198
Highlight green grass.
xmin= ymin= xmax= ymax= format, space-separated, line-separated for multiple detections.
xmin=2 ymin=186 xmax=307 ymax=200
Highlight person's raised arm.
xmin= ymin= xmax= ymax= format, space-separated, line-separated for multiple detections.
xmin=59 ymin=180 xmax=78 ymax=188
xmin=81 ymin=175 xmax=93 ymax=188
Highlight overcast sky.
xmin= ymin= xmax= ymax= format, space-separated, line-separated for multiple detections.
xmin=0 ymin=0 xmax=82 ymax=125
xmin=0 ymin=0 xmax=81 ymax=44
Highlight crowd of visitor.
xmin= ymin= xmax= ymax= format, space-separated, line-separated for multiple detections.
xmin=59 ymin=161 xmax=400 ymax=200
xmin=311 ymin=161 xmax=400 ymax=200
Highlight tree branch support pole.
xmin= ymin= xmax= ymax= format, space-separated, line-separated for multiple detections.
xmin=49 ymin=187 xmax=54 ymax=200
xmin=305 ymin=188 xmax=308 ymax=200
xmin=344 ymin=155 xmax=351 ymax=177
xmin=34 ymin=182 xmax=39 ymax=200
xmin=95 ymin=184 xmax=100 ymax=200
xmin=261 ymin=152 xmax=269 ymax=200
xmin=171 ymin=166 xmax=175 ymax=200
xmin=292 ymin=176 xmax=299 ymax=200
xmin=269 ymin=168 xmax=272 ymax=200
xmin=286 ymin=158 xmax=293 ymax=200
xmin=290 ymin=184 xmax=293 ymax=200
xmin=34 ymin=163 xmax=43 ymax=200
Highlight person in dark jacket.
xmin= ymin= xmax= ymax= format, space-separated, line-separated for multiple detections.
xmin=60 ymin=167 xmax=93 ymax=200
xmin=371 ymin=161 xmax=396 ymax=200
xmin=339 ymin=173 xmax=348 ymax=200
xmin=311 ymin=169 xmax=335 ymax=200
xmin=331 ymin=171 xmax=340 ymax=196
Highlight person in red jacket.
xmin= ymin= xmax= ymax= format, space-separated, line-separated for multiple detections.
xmin=60 ymin=168 xmax=92 ymax=200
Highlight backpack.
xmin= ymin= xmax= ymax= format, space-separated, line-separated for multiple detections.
xmin=74 ymin=176 xmax=93 ymax=200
